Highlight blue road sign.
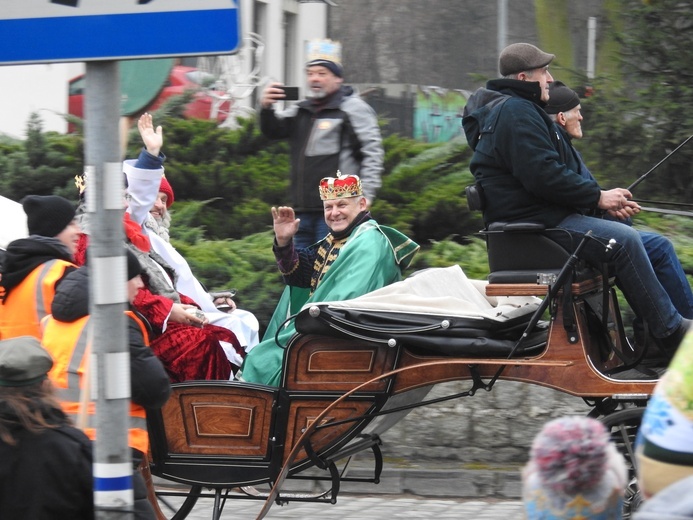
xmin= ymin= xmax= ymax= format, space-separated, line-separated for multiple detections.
xmin=0 ymin=0 xmax=241 ymax=65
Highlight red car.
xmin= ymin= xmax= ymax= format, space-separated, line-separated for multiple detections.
xmin=68 ymin=65 xmax=231 ymax=133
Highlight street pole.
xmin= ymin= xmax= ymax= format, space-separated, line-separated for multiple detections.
xmin=84 ymin=60 xmax=134 ymax=519
xmin=498 ymin=0 xmax=507 ymax=56
xmin=587 ymin=17 xmax=597 ymax=81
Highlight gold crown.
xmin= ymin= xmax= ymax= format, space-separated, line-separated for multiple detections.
xmin=74 ymin=171 xmax=88 ymax=195
xmin=306 ymin=39 xmax=342 ymax=66
xmin=319 ymin=170 xmax=362 ymax=200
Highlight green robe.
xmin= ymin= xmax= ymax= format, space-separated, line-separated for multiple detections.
xmin=240 ymin=220 xmax=418 ymax=386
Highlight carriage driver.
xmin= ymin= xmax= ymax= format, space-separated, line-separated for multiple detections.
xmin=462 ymin=42 xmax=691 ymax=357
xmin=545 ymin=80 xmax=693 ymax=354
xmin=238 ymin=171 xmax=419 ymax=386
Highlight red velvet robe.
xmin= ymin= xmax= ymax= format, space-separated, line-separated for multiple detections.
xmin=75 ymin=227 xmax=241 ymax=383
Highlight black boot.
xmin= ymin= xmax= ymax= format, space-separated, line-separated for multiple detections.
xmin=657 ymin=318 xmax=693 ymax=359
xmin=633 ymin=319 xmax=667 ymax=365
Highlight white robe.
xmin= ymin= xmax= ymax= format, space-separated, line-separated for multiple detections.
xmin=123 ymin=160 xmax=259 ymax=366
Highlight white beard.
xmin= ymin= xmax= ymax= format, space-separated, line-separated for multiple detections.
xmin=305 ymin=87 xmax=328 ymax=100
xmin=144 ymin=210 xmax=171 ymax=243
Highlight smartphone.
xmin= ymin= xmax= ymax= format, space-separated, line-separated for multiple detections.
xmin=278 ymin=86 xmax=299 ymax=101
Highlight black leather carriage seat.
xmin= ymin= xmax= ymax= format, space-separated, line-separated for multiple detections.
xmin=465 ymin=185 xmax=594 ymax=286
xmin=483 ymin=222 xmax=594 ymax=285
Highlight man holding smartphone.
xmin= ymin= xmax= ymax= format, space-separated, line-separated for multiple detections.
xmin=259 ymin=39 xmax=384 ymax=248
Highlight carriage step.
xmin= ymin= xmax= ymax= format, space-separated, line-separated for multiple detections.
xmin=232 ymin=488 xmax=338 ymax=503
xmin=606 ymin=365 xmax=666 ymax=381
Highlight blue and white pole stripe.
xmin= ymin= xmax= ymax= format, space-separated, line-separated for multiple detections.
xmin=93 ymin=462 xmax=134 ymax=510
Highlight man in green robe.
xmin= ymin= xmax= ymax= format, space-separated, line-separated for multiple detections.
xmin=239 ymin=172 xmax=419 ymax=386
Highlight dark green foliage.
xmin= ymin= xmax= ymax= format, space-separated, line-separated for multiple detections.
xmin=374 ymin=136 xmax=481 ymax=243
xmin=25 ymin=113 xmax=47 ymax=168
xmin=381 ymin=132 xmax=436 ymax=172
xmin=0 ymin=112 xmax=83 ymax=203
xmin=409 ymin=235 xmax=490 ymax=280
xmin=581 ymin=0 xmax=693 ymax=203
xmin=123 ymin=117 xmax=288 ymax=240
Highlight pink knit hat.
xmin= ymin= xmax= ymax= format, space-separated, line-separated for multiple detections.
xmin=522 ymin=416 xmax=628 ymax=519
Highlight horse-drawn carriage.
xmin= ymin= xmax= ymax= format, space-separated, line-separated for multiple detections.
xmin=144 ymin=223 xmax=662 ymax=520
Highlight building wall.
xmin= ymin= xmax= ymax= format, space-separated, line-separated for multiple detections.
xmin=242 ymin=0 xmax=328 ymax=99
xmin=0 ymin=0 xmax=329 ymax=137
xmin=327 ymin=0 xmax=607 ymax=91
xmin=0 ymin=1 xmax=611 ymax=137
xmin=0 ymin=62 xmax=83 ymax=138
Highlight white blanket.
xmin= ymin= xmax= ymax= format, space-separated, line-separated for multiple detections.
xmin=309 ymin=265 xmax=541 ymax=323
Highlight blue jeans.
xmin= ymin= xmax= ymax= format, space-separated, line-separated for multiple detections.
xmin=556 ymin=214 xmax=683 ymax=338
xmin=293 ymin=211 xmax=330 ymax=249
xmin=640 ymin=231 xmax=693 ymax=318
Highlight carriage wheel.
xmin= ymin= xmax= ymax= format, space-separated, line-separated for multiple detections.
xmin=598 ymin=407 xmax=645 ymax=520
xmin=154 ymin=484 xmax=201 ymax=520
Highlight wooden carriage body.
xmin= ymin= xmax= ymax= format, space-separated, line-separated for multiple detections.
xmin=146 ymin=223 xmax=661 ymax=519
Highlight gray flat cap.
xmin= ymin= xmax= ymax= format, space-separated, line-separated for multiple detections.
xmin=0 ymin=336 xmax=54 ymax=387
xmin=499 ymin=43 xmax=555 ymax=76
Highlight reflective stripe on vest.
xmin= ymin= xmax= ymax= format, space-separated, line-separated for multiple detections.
xmin=42 ymin=311 xmax=150 ymax=454
xmin=0 ymin=259 xmax=74 ymax=339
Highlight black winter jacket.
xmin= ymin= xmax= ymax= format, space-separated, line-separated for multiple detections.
xmin=260 ymin=86 xmax=383 ymax=212
xmin=462 ymin=79 xmax=601 ymax=227
xmin=0 ymin=236 xmax=76 ymax=301
xmin=51 ymin=267 xmax=171 ymax=410
xmin=0 ymin=406 xmax=94 ymax=519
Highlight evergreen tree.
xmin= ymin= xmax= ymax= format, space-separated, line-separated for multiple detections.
xmin=25 ymin=112 xmax=46 ymax=169
xmin=581 ymin=0 xmax=693 ymax=203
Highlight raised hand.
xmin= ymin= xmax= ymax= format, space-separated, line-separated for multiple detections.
xmin=137 ymin=112 xmax=163 ymax=157
xmin=272 ymin=206 xmax=301 ymax=247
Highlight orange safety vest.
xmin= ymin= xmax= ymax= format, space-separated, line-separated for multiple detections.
xmin=41 ymin=310 xmax=150 ymax=454
xmin=0 ymin=259 xmax=75 ymax=340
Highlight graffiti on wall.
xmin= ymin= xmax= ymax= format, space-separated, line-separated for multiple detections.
xmin=414 ymin=86 xmax=470 ymax=143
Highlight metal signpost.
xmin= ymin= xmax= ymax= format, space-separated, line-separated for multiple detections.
xmin=0 ymin=2 xmax=241 ymax=518
xmin=0 ymin=0 xmax=241 ymax=64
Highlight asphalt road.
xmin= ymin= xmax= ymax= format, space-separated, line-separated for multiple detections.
xmin=161 ymin=494 xmax=525 ymax=519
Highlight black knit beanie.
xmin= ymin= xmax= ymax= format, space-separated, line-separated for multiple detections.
xmin=126 ymin=249 xmax=143 ymax=281
xmin=21 ymin=195 xmax=76 ymax=237
xmin=546 ymin=81 xmax=581 ymax=115
xmin=306 ymin=59 xmax=343 ymax=78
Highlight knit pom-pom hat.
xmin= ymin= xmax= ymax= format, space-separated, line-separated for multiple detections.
xmin=522 ymin=416 xmax=628 ymax=520
xmin=532 ymin=416 xmax=609 ymax=494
